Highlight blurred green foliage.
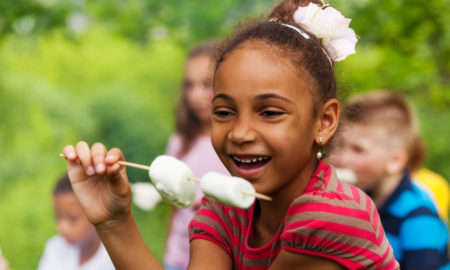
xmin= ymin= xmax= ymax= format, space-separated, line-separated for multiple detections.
xmin=0 ymin=0 xmax=449 ymax=269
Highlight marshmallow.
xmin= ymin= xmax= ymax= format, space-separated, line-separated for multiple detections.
xmin=200 ymin=171 xmax=255 ymax=209
xmin=335 ymin=167 xmax=357 ymax=185
xmin=131 ymin=182 xmax=162 ymax=211
xmin=149 ymin=155 xmax=196 ymax=208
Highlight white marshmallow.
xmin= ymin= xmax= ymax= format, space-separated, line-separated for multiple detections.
xmin=131 ymin=182 xmax=162 ymax=211
xmin=149 ymin=155 xmax=196 ymax=208
xmin=335 ymin=167 xmax=357 ymax=185
xmin=200 ymin=171 xmax=255 ymax=209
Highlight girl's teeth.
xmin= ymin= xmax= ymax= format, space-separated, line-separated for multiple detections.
xmin=233 ymin=156 xmax=268 ymax=164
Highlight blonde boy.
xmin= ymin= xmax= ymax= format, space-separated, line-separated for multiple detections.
xmin=329 ymin=90 xmax=449 ymax=269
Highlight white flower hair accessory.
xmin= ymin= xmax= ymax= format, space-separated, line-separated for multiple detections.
xmin=292 ymin=2 xmax=358 ymax=62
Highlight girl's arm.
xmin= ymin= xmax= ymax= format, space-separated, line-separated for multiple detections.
xmin=269 ymin=250 xmax=345 ymax=270
xmin=188 ymin=239 xmax=233 ymax=270
xmin=96 ymin=212 xmax=163 ymax=270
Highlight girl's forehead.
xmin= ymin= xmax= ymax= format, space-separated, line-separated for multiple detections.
xmin=212 ymin=45 xmax=315 ymax=113
xmin=214 ymin=43 xmax=305 ymax=89
xmin=213 ymin=40 xmax=316 ymax=94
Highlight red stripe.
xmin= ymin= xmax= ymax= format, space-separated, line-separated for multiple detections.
xmin=287 ymin=202 xmax=371 ymax=222
xmin=285 ymin=220 xmax=378 ymax=243
xmin=229 ymin=215 xmax=249 ymax=233
xmin=309 ymin=190 xmax=354 ymax=201
xmin=241 ymin=232 xmax=282 ymax=260
xmin=375 ymin=224 xmax=387 ymax=246
xmin=337 ymin=181 xmax=344 ymax=193
xmin=196 ymin=208 xmax=234 ymax=239
xmin=189 ymin=221 xmax=232 ymax=255
xmin=352 ymin=187 xmax=361 ymax=205
xmin=283 ymin=234 xmax=384 ymax=266
xmin=283 ymin=245 xmax=365 ymax=270
xmin=366 ymin=196 xmax=372 ymax=220
xmin=376 ymin=245 xmax=395 ymax=268
xmin=231 ymin=247 xmax=281 ymax=269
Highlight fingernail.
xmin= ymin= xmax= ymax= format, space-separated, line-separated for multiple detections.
xmin=96 ymin=163 xmax=105 ymax=173
xmin=87 ymin=166 xmax=95 ymax=176
xmin=111 ymin=163 xmax=120 ymax=171
xmin=105 ymin=155 xmax=113 ymax=162
xmin=68 ymin=152 xmax=76 ymax=159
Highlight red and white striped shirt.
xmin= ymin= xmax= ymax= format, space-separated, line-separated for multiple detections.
xmin=189 ymin=161 xmax=399 ymax=270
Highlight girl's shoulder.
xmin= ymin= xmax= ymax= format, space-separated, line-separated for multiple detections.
xmin=283 ymin=162 xmax=385 ymax=249
xmin=296 ymin=162 xmax=375 ymax=218
xmin=280 ymin=163 xmax=397 ymax=269
xmin=189 ymin=198 xmax=252 ymax=257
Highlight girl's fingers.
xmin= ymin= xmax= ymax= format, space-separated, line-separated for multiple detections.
xmin=92 ymin=142 xmax=107 ymax=174
xmin=105 ymin=148 xmax=125 ymax=175
xmin=62 ymin=145 xmax=77 ymax=160
xmin=105 ymin=148 xmax=124 ymax=164
xmin=106 ymin=163 xmax=121 ymax=175
xmin=75 ymin=141 xmax=95 ymax=176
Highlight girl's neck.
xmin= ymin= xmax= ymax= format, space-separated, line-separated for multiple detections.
xmin=250 ymin=157 xmax=317 ymax=247
xmin=79 ymin=234 xmax=101 ymax=265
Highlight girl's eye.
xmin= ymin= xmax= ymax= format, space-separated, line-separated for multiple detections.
xmin=260 ymin=110 xmax=284 ymax=117
xmin=213 ymin=109 xmax=234 ymax=118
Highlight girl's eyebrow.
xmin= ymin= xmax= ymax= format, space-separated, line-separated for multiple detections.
xmin=212 ymin=93 xmax=234 ymax=102
xmin=255 ymin=93 xmax=294 ymax=104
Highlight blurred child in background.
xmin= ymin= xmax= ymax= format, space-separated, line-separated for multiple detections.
xmin=38 ymin=174 xmax=115 ymax=270
xmin=0 ymin=250 xmax=8 ymax=270
xmin=328 ymin=90 xmax=449 ymax=269
xmin=163 ymin=41 xmax=229 ymax=270
xmin=413 ymin=167 xmax=449 ymax=221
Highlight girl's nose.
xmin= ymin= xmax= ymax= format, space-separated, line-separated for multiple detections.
xmin=227 ymin=116 xmax=257 ymax=145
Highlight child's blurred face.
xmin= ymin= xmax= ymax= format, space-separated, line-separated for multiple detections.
xmin=184 ymin=54 xmax=214 ymax=124
xmin=54 ymin=192 xmax=97 ymax=246
xmin=328 ymin=123 xmax=392 ymax=192
xmin=211 ymin=41 xmax=319 ymax=196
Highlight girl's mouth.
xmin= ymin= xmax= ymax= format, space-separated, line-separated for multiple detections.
xmin=231 ymin=155 xmax=271 ymax=170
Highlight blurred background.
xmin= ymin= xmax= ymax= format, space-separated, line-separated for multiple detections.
xmin=0 ymin=0 xmax=448 ymax=268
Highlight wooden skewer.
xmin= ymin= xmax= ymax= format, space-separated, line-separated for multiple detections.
xmin=117 ymin=161 xmax=149 ymax=171
xmin=241 ymin=190 xmax=272 ymax=201
xmin=60 ymin=153 xmax=272 ymax=201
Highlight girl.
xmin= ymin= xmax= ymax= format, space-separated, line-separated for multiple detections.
xmin=62 ymin=0 xmax=398 ymax=269
xmin=163 ymin=41 xmax=229 ymax=270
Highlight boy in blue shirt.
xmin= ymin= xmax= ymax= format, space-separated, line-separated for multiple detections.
xmin=329 ymin=90 xmax=449 ymax=269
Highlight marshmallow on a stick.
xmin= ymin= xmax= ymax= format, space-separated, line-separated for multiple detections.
xmin=148 ymin=155 xmax=196 ymax=208
xmin=200 ymin=171 xmax=256 ymax=209
xmin=335 ymin=167 xmax=357 ymax=185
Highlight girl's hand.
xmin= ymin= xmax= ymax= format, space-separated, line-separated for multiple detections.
xmin=62 ymin=141 xmax=131 ymax=229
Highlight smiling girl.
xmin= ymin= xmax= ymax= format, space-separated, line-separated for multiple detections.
xmin=62 ymin=0 xmax=398 ymax=269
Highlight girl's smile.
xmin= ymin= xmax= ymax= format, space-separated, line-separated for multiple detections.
xmin=230 ymin=154 xmax=271 ymax=179
xmin=211 ymin=40 xmax=321 ymax=199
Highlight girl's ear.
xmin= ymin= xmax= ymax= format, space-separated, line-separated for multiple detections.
xmin=386 ymin=148 xmax=409 ymax=175
xmin=315 ymin=98 xmax=340 ymax=145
